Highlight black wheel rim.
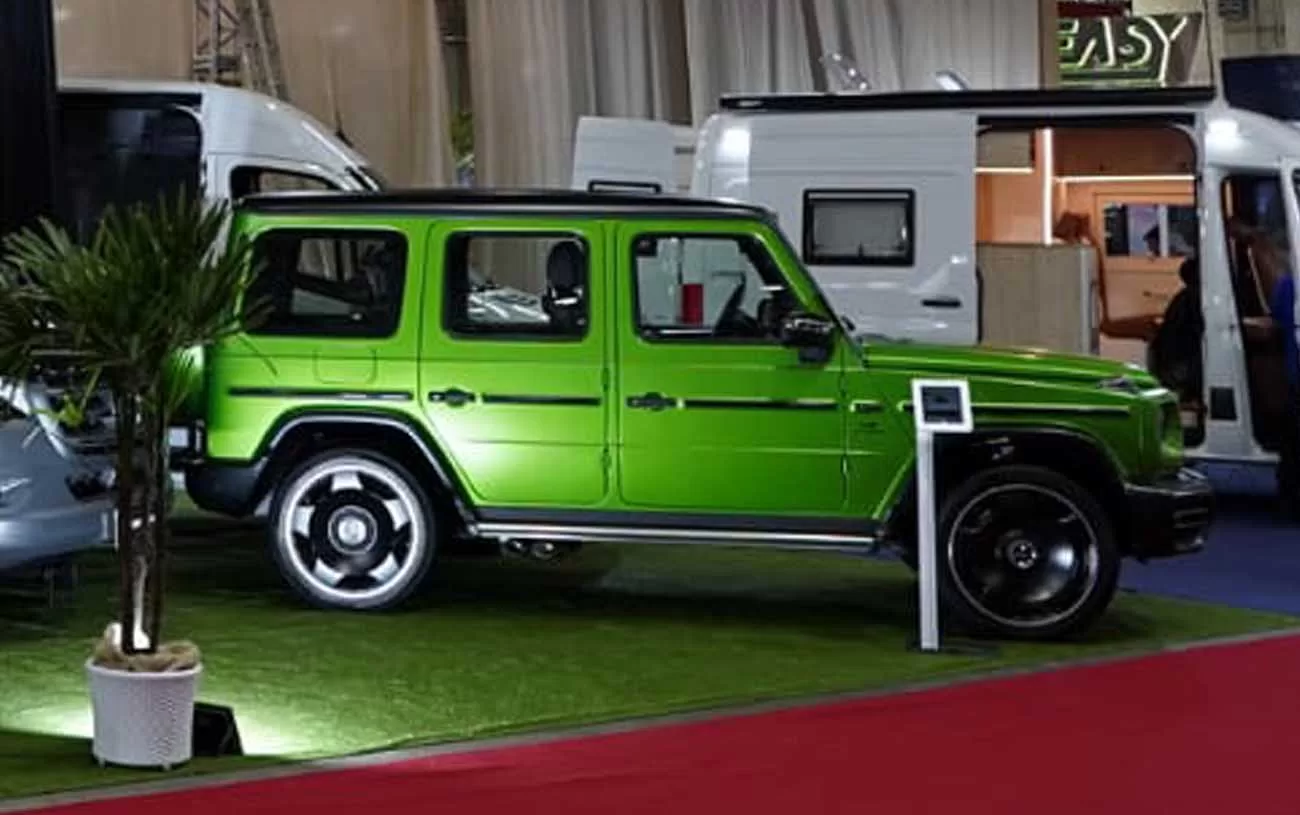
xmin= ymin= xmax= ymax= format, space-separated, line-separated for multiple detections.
xmin=946 ymin=484 xmax=1100 ymax=630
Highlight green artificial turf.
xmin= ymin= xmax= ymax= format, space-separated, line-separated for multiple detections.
xmin=0 ymin=513 xmax=1295 ymax=800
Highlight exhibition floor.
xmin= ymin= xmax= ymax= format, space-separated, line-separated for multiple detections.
xmin=0 ymin=515 xmax=1292 ymax=801
xmin=7 ymin=631 xmax=1300 ymax=815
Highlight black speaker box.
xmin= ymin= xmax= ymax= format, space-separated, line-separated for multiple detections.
xmin=192 ymin=702 xmax=243 ymax=757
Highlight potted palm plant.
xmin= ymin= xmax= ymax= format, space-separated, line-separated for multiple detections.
xmin=0 ymin=192 xmax=259 ymax=769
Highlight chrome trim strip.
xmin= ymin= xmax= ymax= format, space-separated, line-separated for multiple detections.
xmin=474 ymin=523 xmax=877 ymax=551
xmin=480 ymin=394 xmax=601 ymax=407
xmin=897 ymin=400 xmax=1130 ymax=417
xmin=681 ymin=398 xmax=839 ymax=412
xmin=230 ymin=387 xmax=413 ymax=403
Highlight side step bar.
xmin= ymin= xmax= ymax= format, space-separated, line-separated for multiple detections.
xmin=472 ymin=522 xmax=879 ymax=553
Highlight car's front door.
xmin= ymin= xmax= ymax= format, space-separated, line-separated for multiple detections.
xmin=614 ymin=221 xmax=847 ymax=515
xmin=420 ymin=218 xmax=609 ymax=508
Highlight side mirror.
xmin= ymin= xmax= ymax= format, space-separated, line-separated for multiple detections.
xmin=780 ymin=312 xmax=835 ymax=364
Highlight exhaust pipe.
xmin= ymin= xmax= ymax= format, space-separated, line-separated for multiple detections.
xmin=500 ymin=539 xmax=578 ymax=562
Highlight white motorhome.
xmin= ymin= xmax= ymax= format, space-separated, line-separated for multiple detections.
xmin=0 ymin=79 xmax=379 ymax=576
xmin=572 ymin=86 xmax=1300 ymax=476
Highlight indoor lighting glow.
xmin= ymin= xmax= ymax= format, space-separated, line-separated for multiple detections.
xmin=976 ymin=166 xmax=1034 ymax=175
xmin=717 ymin=125 xmax=751 ymax=163
xmin=1057 ymin=174 xmax=1195 ymax=184
xmin=1207 ymin=116 xmax=1243 ymax=150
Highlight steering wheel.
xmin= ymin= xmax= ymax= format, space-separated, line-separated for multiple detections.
xmin=713 ymin=280 xmax=758 ymax=337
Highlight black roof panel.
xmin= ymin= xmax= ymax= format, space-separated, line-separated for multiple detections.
xmin=239 ymin=188 xmax=772 ymax=220
xmin=719 ymin=85 xmax=1219 ymax=114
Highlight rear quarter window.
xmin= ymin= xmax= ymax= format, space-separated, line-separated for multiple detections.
xmin=243 ymin=229 xmax=408 ymax=338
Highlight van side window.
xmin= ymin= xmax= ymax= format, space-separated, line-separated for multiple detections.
xmin=1102 ymin=202 xmax=1197 ymax=258
xmin=231 ymin=167 xmax=337 ymax=198
xmin=443 ymin=233 xmax=589 ymax=339
xmin=632 ymin=234 xmax=798 ymax=343
xmin=244 ymin=230 xmax=407 ymax=338
xmin=803 ymin=189 xmax=915 ymax=267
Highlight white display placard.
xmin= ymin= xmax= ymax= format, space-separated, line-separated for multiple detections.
xmin=910 ymin=379 xmax=973 ymax=434
xmin=911 ymin=378 xmax=973 ymax=653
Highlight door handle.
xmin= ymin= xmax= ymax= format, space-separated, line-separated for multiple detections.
xmin=627 ymin=392 xmax=676 ymax=411
xmin=922 ymin=296 xmax=962 ymax=309
xmin=428 ymin=388 xmax=475 ymax=407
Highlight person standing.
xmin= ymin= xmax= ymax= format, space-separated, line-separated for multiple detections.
xmin=1270 ymin=258 xmax=1300 ymax=517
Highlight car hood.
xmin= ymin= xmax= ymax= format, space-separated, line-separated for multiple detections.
xmin=863 ymin=340 xmax=1157 ymax=387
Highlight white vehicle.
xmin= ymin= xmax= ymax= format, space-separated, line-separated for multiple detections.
xmin=572 ymin=85 xmax=1300 ymax=479
xmin=1 ymin=79 xmax=380 ymax=574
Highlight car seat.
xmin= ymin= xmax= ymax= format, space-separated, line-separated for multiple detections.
xmin=543 ymin=240 xmax=587 ymax=333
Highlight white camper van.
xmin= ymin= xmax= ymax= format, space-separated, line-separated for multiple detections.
xmin=0 ymin=79 xmax=381 ymax=576
xmin=572 ymin=86 xmax=1300 ymax=481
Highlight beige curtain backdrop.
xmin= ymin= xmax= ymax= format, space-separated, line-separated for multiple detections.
xmin=53 ymin=0 xmax=1043 ymax=188
xmin=467 ymin=0 xmax=690 ymax=188
xmin=52 ymin=0 xmax=454 ymax=187
xmin=682 ymin=0 xmax=817 ymax=124
xmin=54 ymin=0 xmax=192 ymax=79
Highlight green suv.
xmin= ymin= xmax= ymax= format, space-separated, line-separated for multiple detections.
xmin=183 ymin=190 xmax=1212 ymax=640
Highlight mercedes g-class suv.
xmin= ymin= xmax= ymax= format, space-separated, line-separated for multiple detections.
xmin=184 ymin=190 xmax=1212 ymax=640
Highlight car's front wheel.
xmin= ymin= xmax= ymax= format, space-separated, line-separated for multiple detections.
xmin=938 ymin=465 xmax=1120 ymax=641
xmin=269 ymin=450 xmax=435 ymax=610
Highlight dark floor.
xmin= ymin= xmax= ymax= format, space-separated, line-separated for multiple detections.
xmin=1120 ymin=463 xmax=1300 ymax=615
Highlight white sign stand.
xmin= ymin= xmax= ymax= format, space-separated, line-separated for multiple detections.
xmin=910 ymin=379 xmax=973 ymax=653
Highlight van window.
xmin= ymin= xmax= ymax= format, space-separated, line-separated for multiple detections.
xmin=57 ymin=97 xmax=201 ymax=245
xmin=803 ymin=190 xmax=915 ymax=267
xmin=231 ymin=167 xmax=337 ymax=198
xmin=443 ymin=233 xmax=588 ymax=339
xmin=244 ymin=230 xmax=407 ymax=338
xmin=632 ymin=234 xmax=797 ymax=342
xmin=1103 ymin=202 xmax=1197 ymax=258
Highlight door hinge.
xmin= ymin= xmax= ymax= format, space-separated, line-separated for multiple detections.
xmin=601 ymin=367 xmax=610 ymax=392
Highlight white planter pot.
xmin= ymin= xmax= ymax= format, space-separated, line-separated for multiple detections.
xmin=86 ymin=659 xmax=203 ymax=769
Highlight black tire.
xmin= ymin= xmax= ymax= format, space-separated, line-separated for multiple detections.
xmin=268 ymin=449 xmax=437 ymax=611
xmin=935 ymin=465 xmax=1120 ymax=641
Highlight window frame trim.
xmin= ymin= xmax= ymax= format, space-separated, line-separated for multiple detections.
xmin=628 ymin=230 xmax=801 ymax=347
xmin=801 ymin=188 xmax=917 ymax=268
xmin=441 ymin=229 xmax=593 ymax=343
xmin=242 ymin=226 xmax=410 ymax=340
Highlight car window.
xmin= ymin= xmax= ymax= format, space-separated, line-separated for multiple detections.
xmin=632 ymin=234 xmax=799 ymax=342
xmin=444 ymin=233 xmax=587 ymax=338
xmin=244 ymin=230 xmax=407 ymax=338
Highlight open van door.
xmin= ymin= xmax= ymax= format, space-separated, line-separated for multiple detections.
xmin=702 ymin=111 xmax=979 ymax=345
xmin=1282 ymin=161 xmax=1300 ymax=388
xmin=571 ymin=117 xmax=678 ymax=194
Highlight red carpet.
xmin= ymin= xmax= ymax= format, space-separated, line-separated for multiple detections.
xmin=22 ymin=634 xmax=1300 ymax=815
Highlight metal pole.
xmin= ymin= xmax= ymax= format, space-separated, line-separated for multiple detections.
xmin=916 ymin=428 xmax=940 ymax=652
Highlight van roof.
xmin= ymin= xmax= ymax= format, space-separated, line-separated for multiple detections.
xmin=238 ymin=189 xmax=775 ymax=221
xmin=719 ymin=85 xmax=1219 ymax=114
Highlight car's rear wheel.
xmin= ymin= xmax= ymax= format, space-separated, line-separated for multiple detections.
xmin=938 ymin=465 xmax=1120 ymax=641
xmin=269 ymin=450 xmax=435 ymax=610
